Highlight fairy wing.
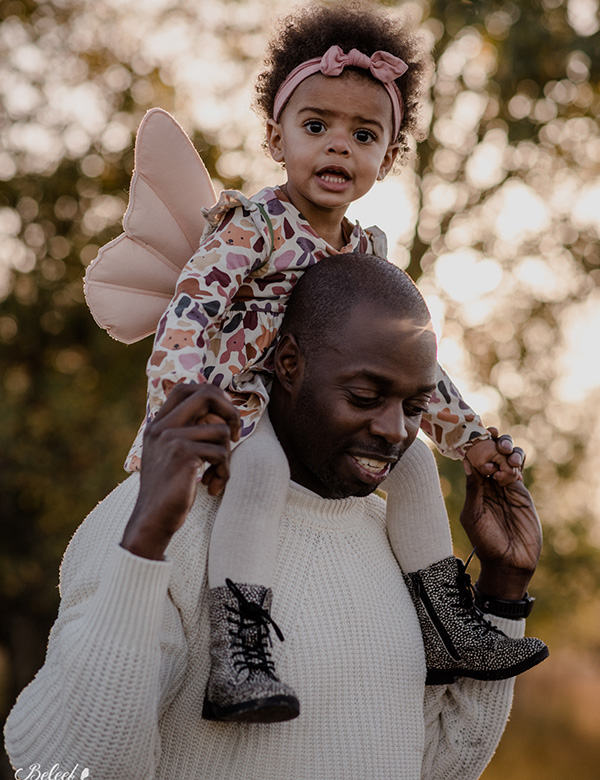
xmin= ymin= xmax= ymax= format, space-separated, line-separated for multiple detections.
xmin=84 ymin=108 xmax=216 ymax=344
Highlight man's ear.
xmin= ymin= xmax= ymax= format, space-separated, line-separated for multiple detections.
xmin=274 ymin=333 xmax=303 ymax=390
xmin=266 ymin=118 xmax=285 ymax=164
xmin=377 ymin=142 xmax=400 ymax=181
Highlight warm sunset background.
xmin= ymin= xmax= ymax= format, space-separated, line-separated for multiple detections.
xmin=1 ymin=1 xmax=599 ymax=777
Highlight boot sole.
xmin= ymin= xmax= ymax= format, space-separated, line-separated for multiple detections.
xmin=426 ymin=645 xmax=550 ymax=685
xmin=202 ymin=693 xmax=300 ymax=723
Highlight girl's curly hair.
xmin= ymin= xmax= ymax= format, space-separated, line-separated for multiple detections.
xmin=254 ymin=1 xmax=433 ymax=163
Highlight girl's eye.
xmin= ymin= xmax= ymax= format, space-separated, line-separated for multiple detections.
xmin=305 ymin=120 xmax=325 ymax=135
xmin=354 ymin=129 xmax=376 ymax=144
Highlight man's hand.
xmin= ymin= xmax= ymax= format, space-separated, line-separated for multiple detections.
xmin=460 ymin=459 xmax=543 ymax=600
xmin=121 ymin=383 xmax=241 ymax=560
xmin=465 ymin=427 xmax=525 ymax=486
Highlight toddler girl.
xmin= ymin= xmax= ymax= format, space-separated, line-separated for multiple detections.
xmin=124 ymin=1 xmax=547 ymax=723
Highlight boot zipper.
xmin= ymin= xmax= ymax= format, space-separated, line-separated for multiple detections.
xmin=411 ymin=572 xmax=462 ymax=662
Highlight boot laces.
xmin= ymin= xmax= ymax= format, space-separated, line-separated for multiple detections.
xmin=449 ymin=551 xmax=504 ymax=639
xmin=224 ymin=579 xmax=285 ymax=679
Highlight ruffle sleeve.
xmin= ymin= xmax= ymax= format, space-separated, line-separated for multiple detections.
xmin=364 ymin=225 xmax=388 ymax=259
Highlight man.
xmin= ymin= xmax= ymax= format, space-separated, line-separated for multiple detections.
xmin=5 ymin=255 xmax=543 ymax=780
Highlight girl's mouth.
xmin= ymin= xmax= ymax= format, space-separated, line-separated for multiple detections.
xmin=319 ymin=172 xmax=348 ymax=183
xmin=316 ymin=168 xmax=351 ymax=191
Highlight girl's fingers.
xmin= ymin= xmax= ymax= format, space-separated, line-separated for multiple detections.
xmin=488 ymin=426 xmax=526 ymax=466
xmin=496 ymin=435 xmax=514 ymax=454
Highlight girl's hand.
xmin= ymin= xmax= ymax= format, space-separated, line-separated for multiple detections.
xmin=465 ymin=427 xmax=525 ymax=487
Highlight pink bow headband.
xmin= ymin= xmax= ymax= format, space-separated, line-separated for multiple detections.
xmin=273 ymin=45 xmax=408 ymax=139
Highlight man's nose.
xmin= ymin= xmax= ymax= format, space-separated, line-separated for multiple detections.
xmin=369 ymin=403 xmax=407 ymax=445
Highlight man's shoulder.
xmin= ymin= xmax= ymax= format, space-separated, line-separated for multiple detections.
xmin=60 ymin=476 xmax=220 ymax=595
xmin=59 ymin=474 xmax=142 ymax=587
xmin=67 ymin=475 xmax=220 ymax=557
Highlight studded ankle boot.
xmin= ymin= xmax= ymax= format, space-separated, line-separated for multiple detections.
xmin=202 ymin=579 xmax=300 ymax=723
xmin=404 ymin=555 xmax=549 ymax=685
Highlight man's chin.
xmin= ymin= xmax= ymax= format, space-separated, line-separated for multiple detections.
xmin=331 ymin=457 xmax=402 ymax=498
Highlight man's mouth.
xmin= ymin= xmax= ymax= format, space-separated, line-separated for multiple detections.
xmin=348 ymin=454 xmax=393 ymax=484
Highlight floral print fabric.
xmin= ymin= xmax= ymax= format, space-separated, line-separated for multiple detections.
xmin=125 ymin=186 xmax=488 ymax=472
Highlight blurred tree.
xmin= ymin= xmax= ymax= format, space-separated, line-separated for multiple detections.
xmin=411 ymin=0 xmax=600 ymax=619
xmin=409 ymin=2 xmax=600 ymax=777
xmin=1 ymin=1 xmax=600 ymax=778
xmin=0 ymin=4 xmax=248 ymax=774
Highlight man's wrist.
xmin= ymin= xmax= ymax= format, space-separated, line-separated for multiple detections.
xmin=121 ymin=521 xmax=170 ymax=561
xmin=476 ymin=561 xmax=533 ymax=601
xmin=474 ymin=583 xmax=535 ymax=619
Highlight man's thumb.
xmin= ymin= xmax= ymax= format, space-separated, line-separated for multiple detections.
xmin=462 ymin=458 xmax=485 ymax=500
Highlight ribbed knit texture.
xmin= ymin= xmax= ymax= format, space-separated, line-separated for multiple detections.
xmin=208 ymin=412 xmax=289 ymax=588
xmin=384 ymin=437 xmax=453 ymax=572
xmin=4 ymin=473 xmax=522 ymax=780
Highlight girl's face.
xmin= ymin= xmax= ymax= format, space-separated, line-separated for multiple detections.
xmin=266 ymin=72 xmax=399 ymax=230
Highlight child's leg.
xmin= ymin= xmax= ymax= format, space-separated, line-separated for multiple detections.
xmin=384 ymin=438 xmax=548 ymax=685
xmin=207 ymin=411 xmax=289 ymax=588
xmin=203 ymin=411 xmax=299 ymax=724
xmin=382 ymin=437 xmax=452 ymax=572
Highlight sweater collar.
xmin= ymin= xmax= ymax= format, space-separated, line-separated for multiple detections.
xmin=286 ymin=481 xmax=372 ymax=530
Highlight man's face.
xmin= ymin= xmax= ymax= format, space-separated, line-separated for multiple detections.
xmin=278 ymin=302 xmax=437 ymax=499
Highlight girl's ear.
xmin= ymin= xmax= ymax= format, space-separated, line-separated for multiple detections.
xmin=274 ymin=333 xmax=304 ymax=391
xmin=266 ymin=119 xmax=285 ymax=164
xmin=377 ymin=142 xmax=400 ymax=181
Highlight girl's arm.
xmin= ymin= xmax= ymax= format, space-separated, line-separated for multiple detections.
xmin=146 ymin=197 xmax=270 ymax=414
xmin=420 ymin=363 xmax=491 ymax=460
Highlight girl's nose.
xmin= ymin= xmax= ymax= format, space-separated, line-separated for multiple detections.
xmin=327 ymin=132 xmax=351 ymax=156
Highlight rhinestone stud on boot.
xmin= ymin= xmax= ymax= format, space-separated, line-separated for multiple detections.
xmin=202 ymin=579 xmax=300 ymax=723
xmin=405 ymin=555 xmax=549 ymax=685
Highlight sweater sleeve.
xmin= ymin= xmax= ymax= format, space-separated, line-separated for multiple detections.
xmin=4 ymin=478 xmax=188 ymax=780
xmin=421 ymin=616 xmax=522 ymax=780
xmin=420 ymin=362 xmax=491 ymax=460
xmin=146 ymin=192 xmax=270 ymax=416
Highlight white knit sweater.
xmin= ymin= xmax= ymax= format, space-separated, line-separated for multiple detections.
xmin=4 ymin=453 xmax=522 ymax=779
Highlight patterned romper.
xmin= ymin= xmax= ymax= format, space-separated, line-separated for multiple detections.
xmin=125 ymin=186 xmax=488 ymax=472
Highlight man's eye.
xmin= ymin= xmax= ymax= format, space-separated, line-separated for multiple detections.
xmin=405 ymin=402 xmax=430 ymax=417
xmin=354 ymin=129 xmax=376 ymax=143
xmin=348 ymin=392 xmax=380 ymax=407
xmin=305 ymin=120 xmax=325 ymax=134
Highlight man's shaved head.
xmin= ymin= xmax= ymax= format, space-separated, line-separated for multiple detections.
xmin=269 ymin=254 xmax=437 ymax=498
xmin=279 ymin=253 xmax=432 ymax=356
